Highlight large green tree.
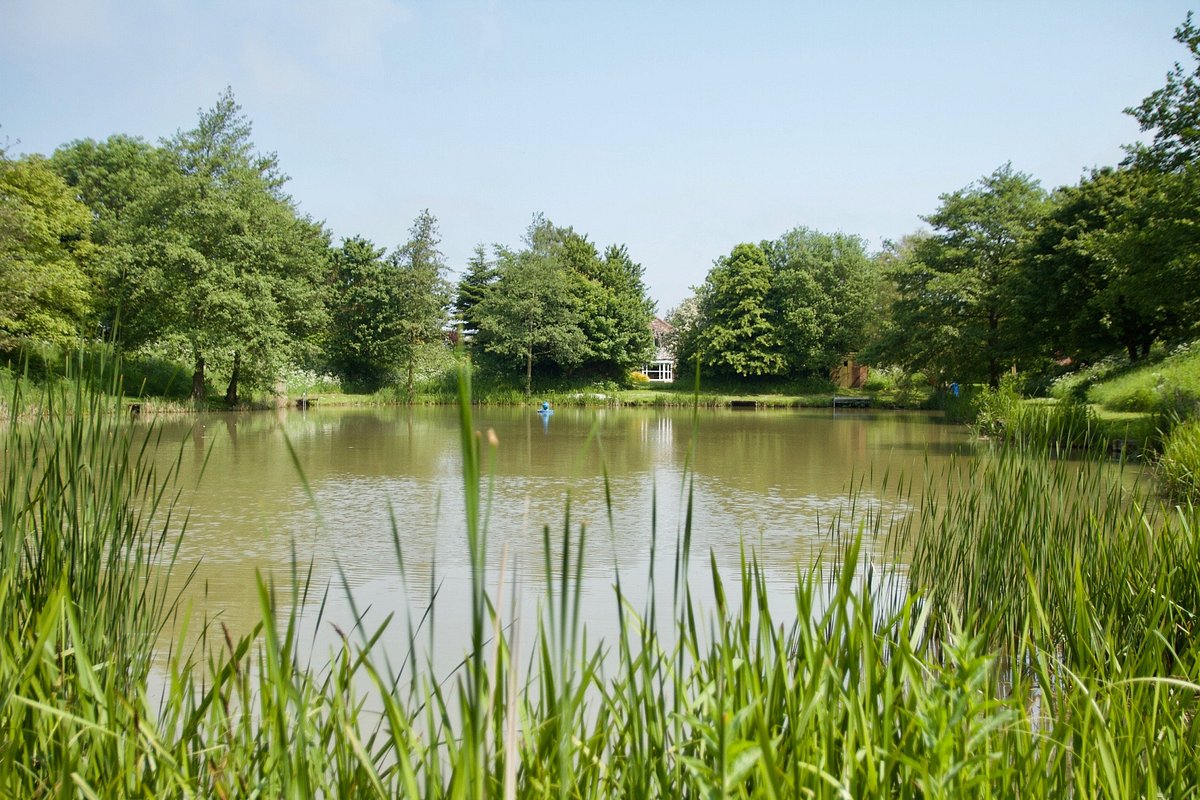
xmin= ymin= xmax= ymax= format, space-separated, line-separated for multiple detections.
xmin=1084 ymin=167 xmax=1200 ymax=351
xmin=881 ymin=164 xmax=1047 ymax=386
xmin=454 ymin=243 xmax=497 ymax=333
xmin=473 ymin=218 xmax=588 ymax=396
xmin=470 ymin=215 xmax=654 ymax=390
xmin=1014 ymin=168 xmax=1182 ymax=363
xmin=120 ymin=89 xmax=330 ymax=404
xmin=763 ymin=228 xmax=875 ymax=375
xmin=327 ymin=236 xmax=398 ymax=391
xmin=692 ymin=243 xmax=787 ymax=378
xmin=51 ymin=135 xmax=170 ymax=345
xmin=1126 ymin=12 xmax=1200 ymax=172
xmin=387 ymin=209 xmax=452 ymax=400
xmin=557 ymin=233 xmax=655 ymax=378
xmin=1092 ymin=14 xmax=1200 ymax=351
xmin=0 ymin=152 xmax=95 ymax=347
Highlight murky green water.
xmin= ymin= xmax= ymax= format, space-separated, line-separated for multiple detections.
xmin=149 ymin=404 xmax=970 ymax=663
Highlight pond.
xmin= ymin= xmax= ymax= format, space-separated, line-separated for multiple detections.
xmin=149 ymin=404 xmax=973 ymax=671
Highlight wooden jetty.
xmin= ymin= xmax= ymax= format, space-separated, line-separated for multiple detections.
xmin=832 ymin=396 xmax=870 ymax=409
xmin=729 ymin=399 xmax=759 ymax=410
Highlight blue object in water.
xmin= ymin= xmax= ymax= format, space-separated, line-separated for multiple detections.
xmin=539 ymin=401 xmax=552 ymax=413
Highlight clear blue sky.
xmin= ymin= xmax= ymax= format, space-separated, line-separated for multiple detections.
xmin=0 ymin=1 xmax=1193 ymax=310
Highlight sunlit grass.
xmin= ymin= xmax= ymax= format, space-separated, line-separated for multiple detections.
xmin=1160 ymin=418 xmax=1200 ymax=501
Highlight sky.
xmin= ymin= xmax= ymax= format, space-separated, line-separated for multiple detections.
xmin=0 ymin=0 xmax=1194 ymax=311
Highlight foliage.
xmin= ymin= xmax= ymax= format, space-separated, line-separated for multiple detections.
xmin=50 ymin=134 xmax=168 ymax=342
xmin=691 ymin=243 xmax=786 ymax=378
xmin=681 ymin=229 xmax=875 ymax=382
xmin=453 ymin=243 xmax=496 ymax=332
xmin=0 ymin=352 xmax=184 ymax=704
xmin=1159 ymin=417 xmax=1200 ymax=499
xmin=327 ymin=221 xmax=452 ymax=398
xmin=474 ymin=237 xmax=588 ymax=396
xmin=95 ymin=89 xmax=331 ymax=404
xmin=0 ymin=154 xmax=95 ymax=346
xmin=901 ymin=444 xmax=1200 ymax=672
xmin=962 ymin=376 xmax=1101 ymax=450
xmin=326 ymin=236 xmax=394 ymax=391
xmin=876 ymin=164 xmax=1048 ymax=387
xmin=471 ymin=216 xmax=653 ymax=393
xmin=2 ymin=339 xmax=192 ymax=400
xmin=1016 ymin=168 xmax=1165 ymax=363
xmin=763 ymin=227 xmax=876 ymax=375
xmin=578 ymin=242 xmax=655 ymax=376
xmin=969 ymin=377 xmax=1022 ymax=438
xmin=1125 ymin=12 xmax=1200 ymax=171
xmin=1109 ymin=168 xmax=1200 ymax=342
xmin=387 ymin=209 xmax=453 ymax=400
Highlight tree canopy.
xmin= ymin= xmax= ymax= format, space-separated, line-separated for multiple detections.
xmin=0 ymin=153 xmax=95 ymax=347
xmin=470 ymin=215 xmax=654 ymax=393
xmin=690 ymin=243 xmax=786 ymax=379
xmin=6 ymin=14 xmax=1200 ymax=400
xmin=876 ymin=164 xmax=1047 ymax=386
xmin=115 ymin=89 xmax=329 ymax=403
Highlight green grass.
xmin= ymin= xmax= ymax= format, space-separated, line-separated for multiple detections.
xmin=1159 ymin=417 xmax=1200 ymax=501
xmin=4 ymin=357 xmax=1200 ymax=795
xmin=1052 ymin=341 xmax=1200 ymax=415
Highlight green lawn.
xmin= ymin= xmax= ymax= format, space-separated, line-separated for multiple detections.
xmin=1052 ymin=342 xmax=1200 ymax=414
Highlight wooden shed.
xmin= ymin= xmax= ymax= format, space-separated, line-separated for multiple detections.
xmin=831 ymin=352 xmax=869 ymax=389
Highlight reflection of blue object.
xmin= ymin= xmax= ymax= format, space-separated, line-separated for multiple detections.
xmin=950 ymin=382 xmax=960 ymax=398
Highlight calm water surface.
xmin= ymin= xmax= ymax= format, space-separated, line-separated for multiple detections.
xmin=151 ymin=405 xmax=972 ymax=668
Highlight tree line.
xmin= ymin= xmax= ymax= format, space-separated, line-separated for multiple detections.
xmin=0 ymin=89 xmax=656 ymax=402
xmin=670 ymin=14 xmax=1200 ymax=388
xmin=3 ymin=15 xmax=1199 ymax=398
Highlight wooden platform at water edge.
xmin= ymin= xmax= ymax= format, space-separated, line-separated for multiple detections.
xmin=832 ymin=396 xmax=871 ymax=409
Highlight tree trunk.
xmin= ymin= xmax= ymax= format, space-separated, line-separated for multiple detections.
xmin=525 ymin=347 xmax=533 ymax=399
xmin=225 ymin=351 xmax=241 ymax=406
xmin=192 ymin=352 xmax=206 ymax=404
xmin=987 ymin=309 xmax=1000 ymax=388
xmin=406 ymin=335 xmax=416 ymax=405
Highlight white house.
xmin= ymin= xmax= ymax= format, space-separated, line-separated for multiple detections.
xmin=643 ymin=318 xmax=676 ymax=382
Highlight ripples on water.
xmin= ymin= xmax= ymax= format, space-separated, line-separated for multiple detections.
xmin=151 ymin=405 xmax=966 ymax=670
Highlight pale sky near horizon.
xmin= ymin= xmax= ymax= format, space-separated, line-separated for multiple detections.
xmin=1 ymin=1 xmax=1194 ymax=311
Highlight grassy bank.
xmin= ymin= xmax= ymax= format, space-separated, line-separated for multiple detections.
xmin=1051 ymin=340 xmax=1200 ymax=416
xmin=3 ymin=363 xmax=1200 ymax=796
xmin=339 ymin=369 xmax=937 ymax=410
xmin=2 ymin=361 xmax=938 ymax=415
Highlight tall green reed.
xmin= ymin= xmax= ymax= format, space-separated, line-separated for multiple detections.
xmin=3 ymin=356 xmax=1200 ymax=796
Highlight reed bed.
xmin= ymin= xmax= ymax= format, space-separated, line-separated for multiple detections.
xmin=1 ymin=362 xmax=1199 ymax=797
xmin=1160 ymin=418 xmax=1200 ymax=501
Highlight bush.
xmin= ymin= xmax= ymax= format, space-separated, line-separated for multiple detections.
xmin=971 ymin=379 xmax=1021 ymax=438
xmin=1159 ymin=418 xmax=1200 ymax=501
xmin=282 ymin=367 xmax=343 ymax=396
xmin=862 ymin=377 xmax=887 ymax=391
xmin=628 ymin=370 xmax=651 ymax=385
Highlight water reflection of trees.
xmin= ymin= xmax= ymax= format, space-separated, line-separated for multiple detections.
xmin=148 ymin=407 xmax=970 ymax=637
